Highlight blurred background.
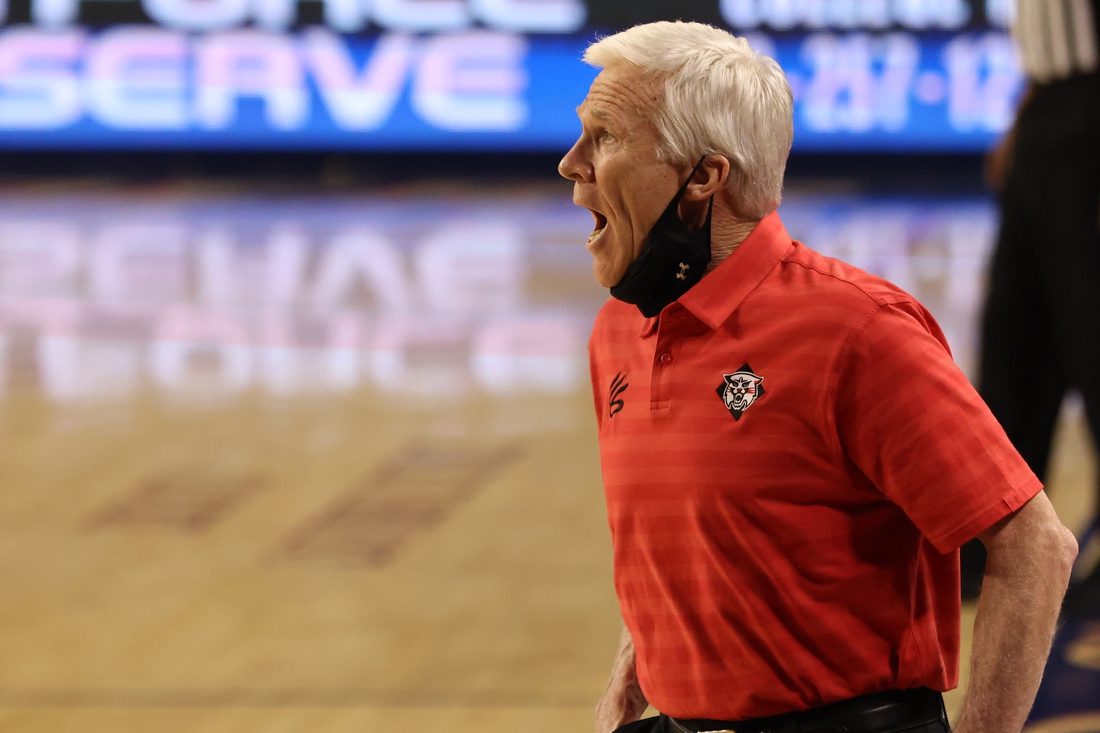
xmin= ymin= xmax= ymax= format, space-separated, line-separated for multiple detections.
xmin=0 ymin=1 xmax=1097 ymax=731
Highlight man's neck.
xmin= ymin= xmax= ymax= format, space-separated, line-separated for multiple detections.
xmin=706 ymin=217 xmax=759 ymax=273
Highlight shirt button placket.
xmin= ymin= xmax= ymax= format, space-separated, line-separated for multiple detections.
xmin=651 ymin=342 xmax=677 ymax=410
xmin=651 ymin=305 xmax=686 ymax=411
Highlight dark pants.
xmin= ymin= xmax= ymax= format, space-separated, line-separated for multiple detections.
xmin=615 ymin=717 xmax=949 ymax=733
xmin=963 ymin=72 xmax=1100 ymax=602
xmin=613 ymin=687 xmax=949 ymax=733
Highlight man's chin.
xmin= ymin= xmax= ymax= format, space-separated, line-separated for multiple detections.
xmin=592 ymin=261 xmax=627 ymax=289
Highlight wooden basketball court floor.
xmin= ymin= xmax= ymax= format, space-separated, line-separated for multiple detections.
xmin=0 ymin=183 xmax=1094 ymax=732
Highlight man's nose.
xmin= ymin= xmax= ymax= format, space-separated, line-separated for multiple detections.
xmin=558 ymin=140 xmax=592 ymax=183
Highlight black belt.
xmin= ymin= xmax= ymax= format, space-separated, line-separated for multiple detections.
xmin=668 ymin=687 xmax=948 ymax=733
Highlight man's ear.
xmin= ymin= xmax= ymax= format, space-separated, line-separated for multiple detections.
xmin=685 ymin=155 xmax=730 ymax=201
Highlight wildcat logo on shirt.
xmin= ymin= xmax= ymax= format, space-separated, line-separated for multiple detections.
xmin=717 ymin=364 xmax=765 ymax=420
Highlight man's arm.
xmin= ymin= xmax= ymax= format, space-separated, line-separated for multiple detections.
xmin=595 ymin=626 xmax=649 ymax=733
xmin=955 ymin=491 xmax=1078 ymax=733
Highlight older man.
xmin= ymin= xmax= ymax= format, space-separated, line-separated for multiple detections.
xmin=558 ymin=21 xmax=1078 ymax=733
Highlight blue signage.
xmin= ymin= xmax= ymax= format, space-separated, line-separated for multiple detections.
xmin=0 ymin=0 xmax=1023 ymax=151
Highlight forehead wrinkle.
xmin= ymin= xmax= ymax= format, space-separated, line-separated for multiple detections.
xmin=583 ymin=73 xmax=662 ymax=138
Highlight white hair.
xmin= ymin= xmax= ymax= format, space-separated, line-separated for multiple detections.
xmin=584 ymin=22 xmax=793 ymax=220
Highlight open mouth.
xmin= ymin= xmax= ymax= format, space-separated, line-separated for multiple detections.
xmin=587 ymin=210 xmax=608 ymax=243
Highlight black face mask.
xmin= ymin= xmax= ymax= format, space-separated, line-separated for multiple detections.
xmin=609 ymin=156 xmax=713 ymax=318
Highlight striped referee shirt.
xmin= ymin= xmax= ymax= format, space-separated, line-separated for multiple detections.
xmin=1016 ymin=0 xmax=1100 ymax=81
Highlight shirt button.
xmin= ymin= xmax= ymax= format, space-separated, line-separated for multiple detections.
xmin=659 ymin=352 xmax=672 ymax=364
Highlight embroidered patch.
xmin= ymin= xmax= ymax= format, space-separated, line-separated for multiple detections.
xmin=716 ymin=364 xmax=765 ymax=420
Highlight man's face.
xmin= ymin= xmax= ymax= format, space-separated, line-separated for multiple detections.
xmin=558 ymin=66 xmax=685 ymax=288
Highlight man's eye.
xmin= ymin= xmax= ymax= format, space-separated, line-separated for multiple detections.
xmin=600 ymin=130 xmax=615 ymax=143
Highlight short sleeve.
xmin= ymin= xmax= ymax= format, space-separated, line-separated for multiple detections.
xmin=834 ymin=301 xmax=1042 ymax=553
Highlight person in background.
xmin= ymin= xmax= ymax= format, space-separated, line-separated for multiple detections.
xmin=962 ymin=0 xmax=1100 ymax=611
xmin=560 ymin=20 xmax=1078 ymax=733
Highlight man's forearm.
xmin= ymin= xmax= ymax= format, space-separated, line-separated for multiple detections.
xmin=595 ymin=626 xmax=648 ymax=733
xmin=956 ymin=495 xmax=1077 ymax=733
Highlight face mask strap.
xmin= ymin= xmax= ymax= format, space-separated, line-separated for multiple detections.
xmin=670 ymin=155 xmax=709 ymax=205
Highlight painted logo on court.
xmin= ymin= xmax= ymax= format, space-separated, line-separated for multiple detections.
xmin=717 ymin=364 xmax=765 ymax=420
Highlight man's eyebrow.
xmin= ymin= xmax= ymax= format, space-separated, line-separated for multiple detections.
xmin=577 ymin=105 xmax=613 ymax=125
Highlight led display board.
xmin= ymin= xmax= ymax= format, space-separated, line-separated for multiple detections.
xmin=0 ymin=0 xmax=1022 ymax=151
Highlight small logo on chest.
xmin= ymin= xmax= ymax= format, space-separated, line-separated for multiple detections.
xmin=609 ymin=372 xmax=629 ymax=418
xmin=717 ymin=364 xmax=765 ymax=420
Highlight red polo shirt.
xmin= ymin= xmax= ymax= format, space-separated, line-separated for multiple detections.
xmin=588 ymin=212 xmax=1041 ymax=720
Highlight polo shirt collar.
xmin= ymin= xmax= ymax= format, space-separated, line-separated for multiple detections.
xmin=677 ymin=210 xmax=793 ymax=331
xmin=634 ymin=212 xmax=793 ymax=337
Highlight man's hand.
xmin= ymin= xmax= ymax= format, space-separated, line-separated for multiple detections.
xmin=596 ymin=626 xmax=650 ymax=733
xmin=956 ymin=491 xmax=1077 ymax=733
